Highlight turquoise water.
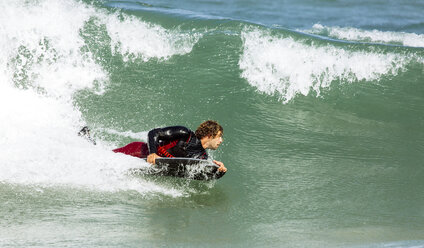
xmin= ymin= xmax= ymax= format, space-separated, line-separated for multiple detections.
xmin=1 ymin=0 xmax=424 ymax=247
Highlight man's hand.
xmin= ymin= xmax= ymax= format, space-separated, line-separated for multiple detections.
xmin=213 ymin=160 xmax=227 ymax=173
xmin=147 ymin=153 xmax=161 ymax=164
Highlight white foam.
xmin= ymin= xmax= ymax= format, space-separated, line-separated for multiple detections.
xmin=0 ymin=0 xmax=107 ymax=99
xmin=0 ymin=0 xmax=197 ymax=197
xmin=105 ymin=14 xmax=201 ymax=62
xmin=239 ymin=28 xmax=413 ymax=103
xmin=306 ymin=24 xmax=424 ymax=48
xmin=0 ymin=0 xmax=200 ymax=98
xmin=0 ymin=85 xmax=183 ymax=197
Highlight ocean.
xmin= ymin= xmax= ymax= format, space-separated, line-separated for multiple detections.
xmin=1 ymin=0 xmax=424 ymax=247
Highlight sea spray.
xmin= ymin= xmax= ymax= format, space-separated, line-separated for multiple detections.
xmin=105 ymin=15 xmax=202 ymax=62
xmin=239 ymin=28 xmax=417 ymax=103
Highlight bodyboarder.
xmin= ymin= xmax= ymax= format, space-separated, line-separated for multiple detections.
xmin=111 ymin=120 xmax=227 ymax=172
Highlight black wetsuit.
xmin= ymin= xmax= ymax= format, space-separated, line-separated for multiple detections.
xmin=147 ymin=126 xmax=208 ymax=159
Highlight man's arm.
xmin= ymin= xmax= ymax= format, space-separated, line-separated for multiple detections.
xmin=213 ymin=160 xmax=227 ymax=172
xmin=147 ymin=153 xmax=161 ymax=164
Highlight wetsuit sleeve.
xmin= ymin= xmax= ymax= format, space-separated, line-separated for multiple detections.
xmin=147 ymin=126 xmax=191 ymax=154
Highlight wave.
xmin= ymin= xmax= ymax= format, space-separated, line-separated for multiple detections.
xmin=1 ymin=0 xmax=423 ymax=192
xmin=103 ymin=12 xmax=201 ymax=62
xmin=101 ymin=0 xmax=424 ymax=106
xmin=239 ymin=27 xmax=422 ymax=103
xmin=304 ymin=24 xmax=424 ymax=48
xmin=0 ymin=0 xmax=106 ymax=99
xmin=0 ymin=0 xmax=200 ymax=96
xmin=104 ymin=3 xmax=424 ymax=104
xmin=0 ymin=0 xmax=199 ymax=196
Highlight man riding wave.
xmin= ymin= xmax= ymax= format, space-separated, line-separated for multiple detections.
xmin=111 ymin=120 xmax=226 ymax=172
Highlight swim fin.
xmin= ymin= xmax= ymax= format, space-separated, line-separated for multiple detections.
xmin=78 ymin=126 xmax=96 ymax=145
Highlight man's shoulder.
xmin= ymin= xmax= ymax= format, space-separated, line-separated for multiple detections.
xmin=157 ymin=125 xmax=194 ymax=136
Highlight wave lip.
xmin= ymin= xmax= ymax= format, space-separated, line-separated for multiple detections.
xmin=239 ymin=28 xmax=416 ymax=103
xmin=305 ymin=24 xmax=424 ymax=48
xmin=104 ymin=13 xmax=202 ymax=62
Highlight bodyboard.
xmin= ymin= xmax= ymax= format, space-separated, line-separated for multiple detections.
xmin=137 ymin=157 xmax=226 ymax=180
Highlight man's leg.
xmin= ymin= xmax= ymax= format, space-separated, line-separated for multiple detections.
xmin=113 ymin=142 xmax=149 ymax=158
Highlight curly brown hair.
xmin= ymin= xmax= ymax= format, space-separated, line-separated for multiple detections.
xmin=195 ymin=120 xmax=223 ymax=139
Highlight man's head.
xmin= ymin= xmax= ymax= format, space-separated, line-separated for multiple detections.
xmin=196 ymin=120 xmax=223 ymax=150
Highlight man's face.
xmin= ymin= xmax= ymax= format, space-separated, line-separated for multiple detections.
xmin=208 ymin=131 xmax=223 ymax=150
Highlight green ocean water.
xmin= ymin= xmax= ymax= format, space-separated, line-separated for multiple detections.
xmin=1 ymin=0 xmax=424 ymax=247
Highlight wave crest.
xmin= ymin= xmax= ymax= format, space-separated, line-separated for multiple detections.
xmin=239 ymin=28 xmax=414 ymax=103
xmin=305 ymin=24 xmax=424 ymax=48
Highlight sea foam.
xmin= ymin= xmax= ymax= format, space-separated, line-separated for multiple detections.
xmin=239 ymin=28 xmax=414 ymax=103
xmin=105 ymin=15 xmax=201 ymax=62
xmin=305 ymin=24 xmax=424 ymax=48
